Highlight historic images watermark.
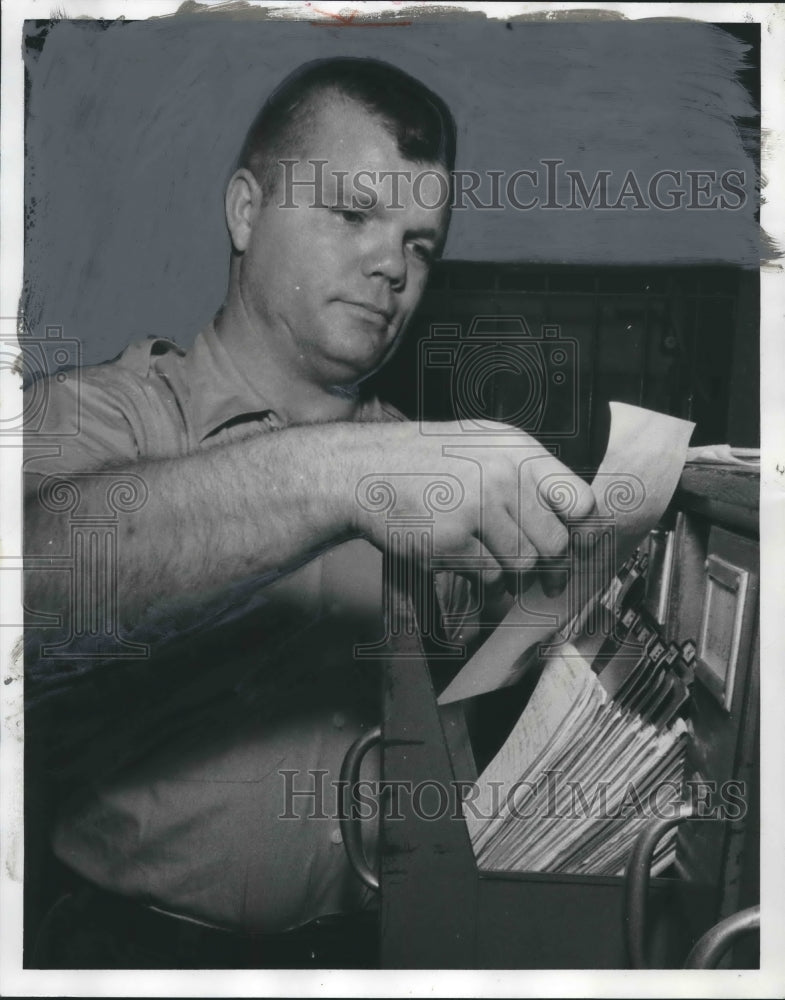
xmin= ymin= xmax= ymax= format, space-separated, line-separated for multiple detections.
xmin=279 ymin=769 xmax=748 ymax=824
xmin=278 ymin=159 xmax=749 ymax=212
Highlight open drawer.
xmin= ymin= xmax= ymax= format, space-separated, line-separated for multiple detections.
xmin=373 ymin=607 xmax=688 ymax=969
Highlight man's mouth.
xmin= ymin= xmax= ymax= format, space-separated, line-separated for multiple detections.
xmin=342 ymin=300 xmax=394 ymax=325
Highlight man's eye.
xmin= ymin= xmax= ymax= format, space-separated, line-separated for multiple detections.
xmin=410 ymin=243 xmax=434 ymax=264
xmin=333 ymin=208 xmax=364 ymax=225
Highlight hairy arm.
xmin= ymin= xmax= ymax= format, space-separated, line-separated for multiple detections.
xmin=25 ymin=422 xmax=362 ymax=629
xmin=25 ymin=417 xmax=596 ymax=633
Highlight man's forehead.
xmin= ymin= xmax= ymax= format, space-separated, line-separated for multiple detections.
xmin=265 ymin=91 xmax=451 ymax=232
xmin=299 ymin=93 xmax=446 ymax=177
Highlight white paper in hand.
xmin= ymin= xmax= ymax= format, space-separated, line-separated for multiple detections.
xmin=438 ymin=403 xmax=694 ymax=705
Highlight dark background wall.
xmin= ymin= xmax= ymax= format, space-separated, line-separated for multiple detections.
xmin=370 ymin=262 xmax=760 ymax=459
xmin=23 ymin=15 xmax=759 ymax=369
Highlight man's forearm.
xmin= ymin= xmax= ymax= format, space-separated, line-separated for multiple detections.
xmin=25 ymin=423 xmax=360 ymax=628
xmin=25 ymin=416 xmax=598 ymax=635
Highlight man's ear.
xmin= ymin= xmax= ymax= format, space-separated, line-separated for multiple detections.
xmin=225 ymin=168 xmax=263 ymax=253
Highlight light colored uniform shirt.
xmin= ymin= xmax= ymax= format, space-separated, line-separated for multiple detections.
xmin=25 ymin=324 xmax=472 ymax=933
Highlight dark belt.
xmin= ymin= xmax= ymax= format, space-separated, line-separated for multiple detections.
xmin=31 ymin=877 xmax=379 ymax=969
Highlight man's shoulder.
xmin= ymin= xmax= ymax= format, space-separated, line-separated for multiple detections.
xmin=98 ymin=336 xmax=186 ymax=381
xmin=117 ymin=335 xmax=185 ymax=366
xmin=24 ymin=335 xmax=191 ymax=469
xmin=38 ymin=336 xmax=186 ymax=399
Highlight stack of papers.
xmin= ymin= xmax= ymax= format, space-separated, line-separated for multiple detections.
xmin=465 ymin=645 xmax=688 ymax=877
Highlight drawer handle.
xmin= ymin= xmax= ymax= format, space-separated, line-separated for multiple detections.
xmin=623 ymin=803 xmax=695 ymax=968
xmin=339 ymin=725 xmax=381 ymax=893
xmin=684 ymin=905 xmax=760 ymax=968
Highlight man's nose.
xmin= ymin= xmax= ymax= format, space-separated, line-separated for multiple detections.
xmin=361 ymin=237 xmax=406 ymax=289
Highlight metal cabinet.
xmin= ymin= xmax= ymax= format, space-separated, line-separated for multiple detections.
xmin=375 ymin=465 xmax=759 ymax=968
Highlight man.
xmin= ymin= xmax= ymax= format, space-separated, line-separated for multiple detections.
xmin=24 ymin=57 xmax=596 ymax=967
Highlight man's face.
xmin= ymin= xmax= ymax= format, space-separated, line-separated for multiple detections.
xmin=237 ymin=95 xmax=451 ymax=387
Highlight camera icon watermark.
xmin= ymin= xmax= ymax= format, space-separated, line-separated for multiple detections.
xmin=418 ymin=315 xmax=579 ymax=439
xmin=1 ymin=317 xmax=81 ymax=436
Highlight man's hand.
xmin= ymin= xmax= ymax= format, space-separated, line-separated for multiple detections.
xmin=342 ymin=420 xmax=596 ymax=599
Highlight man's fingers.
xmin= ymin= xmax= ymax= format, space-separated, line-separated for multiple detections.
xmin=451 ymin=538 xmax=508 ymax=606
xmin=518 ymin=501 xmax=569 ymax=561
xmin=442 ymin=536 xmax=509 ymax=611
xmin=527 ymin=454 xmax=597 ymax=524
xmin=383 ymin=437 xmax=598 ymax=606
xmin=512 ymin=452 xmax=596 ymax=594
xmin=516 ymin=502 xmax=570 ymax=598
xmin=480 ymin=512 xmax=541 ymax=596
xmin=539 ymin=561 xmax=569 ymax=598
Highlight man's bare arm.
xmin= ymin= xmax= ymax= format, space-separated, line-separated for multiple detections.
xmin=25 ymin=419 xmax=596 ymax=631
xmin=26 ymin=422 xmax=355 ymax=628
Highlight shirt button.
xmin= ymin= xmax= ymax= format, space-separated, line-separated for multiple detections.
xmin=332 ymin=712 xmax=346 ymax=729
xmin=331 ymin=829 xmax=343 ymax=845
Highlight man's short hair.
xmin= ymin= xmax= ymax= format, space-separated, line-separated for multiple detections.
xmin=237 ymin=57 xmax=457 ymax=198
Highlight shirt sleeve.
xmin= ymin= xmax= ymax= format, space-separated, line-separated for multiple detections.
xmin=24 ymin=365 xmax=144 ymax=479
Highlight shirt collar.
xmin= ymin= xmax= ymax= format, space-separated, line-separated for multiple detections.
xmin=183 ymin=322 xmax=285 ymax=442
xmin=182 ymin=321 xmax=371 ymax=442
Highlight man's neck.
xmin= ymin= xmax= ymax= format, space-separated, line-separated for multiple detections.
xmin=214 ymin=296 xmax=362 ymax=426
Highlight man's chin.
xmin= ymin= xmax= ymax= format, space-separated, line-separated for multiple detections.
xmin=322 ymin=352 xmax=384 ymax=389
xmin=318 ymin=337 xmax=396 ymax=386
